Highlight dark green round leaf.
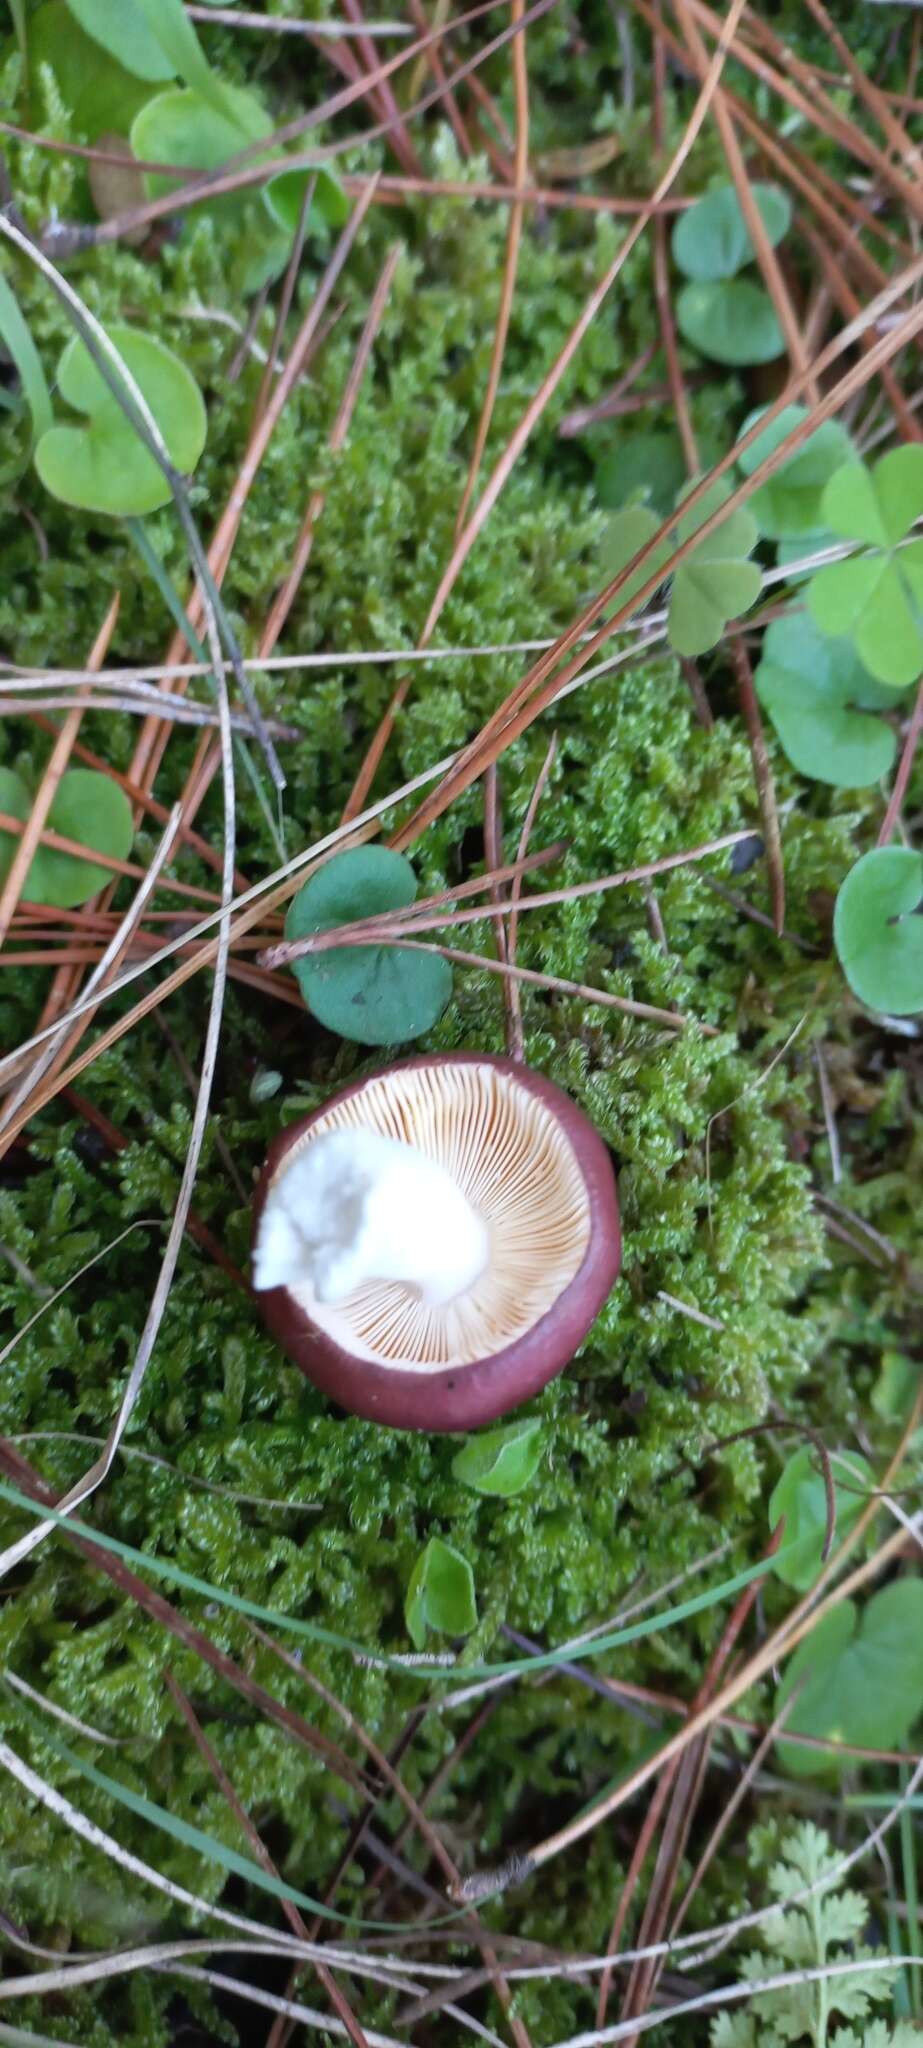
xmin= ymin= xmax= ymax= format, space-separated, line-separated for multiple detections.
xmin=451 ymin=1420 xmax=545 ymax=1498
xmin=130 ymin=84 xmax=275 ymax=210
xmin=0 ymin=767 xmax=134 ymax=908
xmin=755 ymin=613 xmax=899 ymax=788
xmin=595 ymin=431 xmax=688 ymax=516
xmin=264 ymin=165 xmax=351 ymax=235
xmin=284 ymin=845 xmax=453 ymax=1046
xmin=28 ymin=3 xmax=156 ymax=138
xmin=737 ymin=404 xmax=853 ymax=539
xmin=776 ymin=1580 xmax=923 ymax=1776
xmin=34 ymin=324 xmax=207 ymax=517
xmin=676 ymin=279 xmax=784 ymax=366
xmin=404 ymin=1538 xmax=477 ymax=1650
xmin=768 ymin=1445 xmax=873 ymax=1592
xmin=834 ymin=847 xmax=923 ymax=1017
xmin=65 ymin=0 xmax=175 ymax=79
xmin=672 ymin=183 xmax=791 ymax=282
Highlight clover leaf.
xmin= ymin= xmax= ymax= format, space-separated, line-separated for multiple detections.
xmin=676 ymin=278 xmax=784 ymax=367
xmin=754 ymin=612 xmax=901 ymax=788
xmin=768 ymin=1445 xmax=873 ymax=1592
xmin=736 ymin=404 xmax=853 ymax=539
xmin=65 ymin=0 xmax=175 ymax=80
xmin=451 ymin=1419 xmax=545 ymax=1498
xmin=27 ymin=4 xmax=155 ymax=141
xmin=0 ymin=767 xmax=134 ymax=907
xmin=669 ymin=479 xmax=762 ymax=654
xmin=807 ymin=445 xmax=923 ymax=687
xmin=34 ymin=325 xmax=206 ymax=517
xmin=67 ymin=0 xmax=232 ymax=119
xmin=602 ymin=477 xmax=761 ymax=656
xmin=834 ymin=846 xmax=923 ymax=1017
xmin=775 ymin=1579 xmax=923 ymax=1776
xmin=131 ymin=85 xmax=274 ymax=215
xmin=264 ymin=165 xmax=351 ymax=236
xmin=284 ymin=845 xmax=452 ymax=1046
xmin=404 ymin=1538 xmax=477 ymax=1650
xmin=672 ymin=182 xmax=791 ymax=282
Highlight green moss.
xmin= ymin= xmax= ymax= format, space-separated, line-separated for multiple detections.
xmin=0 ymin=20 xmax=920 ymax=2048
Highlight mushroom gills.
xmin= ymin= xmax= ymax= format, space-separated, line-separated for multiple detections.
xmin=252 ymin=1127 xmax=491 ymax=1307
xmin=255 ymin=1063 xmax=593 ymax=1375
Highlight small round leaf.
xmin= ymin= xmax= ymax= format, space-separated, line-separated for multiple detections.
xmin=284 ymin=845 xmax=453 ymax=1046
xmin=737 ymin=404 xmax=854 ymax=539
xmin=677 ymin=279 xmax=784 ymax=366
xmin=34 ymin=325 xmax=207 ymax=517
xmin=451 ymin=1420 xmax=545 ymax=1498
xmin=672 ymin=183 xmax=791 ymax=282
xmin=131 ymin=84 xmax=274 ymax=210
xmin=264 ymin=165 xmax=351 ymax=235
xmin=834 ymin=847 xmax=923 ymax=1017
xmin=0 ymin=766 xmax=134 ymax=908
xmin=27 ymin=3 xmax=156 ymax=140
xmin=404 ymin=1538 xmax=477 ymax=1650
xmin=65 ymin=0 xmax=175 ymax=80
xmin=755 ymin=613 xmax=899 ymax=788
xmin=776 ymin=1580 xmax=923 ymax=1776
xmin=768 ymin=1445 xmax=873 ymax=1592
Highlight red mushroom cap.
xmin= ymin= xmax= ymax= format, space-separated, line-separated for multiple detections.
xmin=252 ymin=1053 xmax=621 ymax=1432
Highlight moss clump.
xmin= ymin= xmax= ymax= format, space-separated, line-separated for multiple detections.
xmin=0 ymin=19 xmax=920 ymax=2048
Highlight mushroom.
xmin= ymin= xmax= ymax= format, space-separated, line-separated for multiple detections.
xmin=252 ymin=1053 xmax=620 ymax=1432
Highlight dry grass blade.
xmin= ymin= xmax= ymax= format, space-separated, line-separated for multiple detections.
xmin=453 ymin=0 xmax=529 ymax=539
xmin=671 ymin=0 xmax=818 ymax=401
xmin=0 ymin=597 xmax=119 ymax=950
xmin=414 ymin=0 xmax=749 ymax=652
xmin=0 ymin=587 xmax=235 ymax=1585
xmin=505 ymin=733 xmax=557 ymax=1060
xmin=265 ymin=830 xmax=755 ymax=961
xmin=0 ymin=805 xmax=184 ymax=1137
xmin=470 ymin=1382 xmax=923 ymax=1895
xmin=261 ymin=242 xmax=401 ymax=657
xmin=43 ymin=0 xmax=557 ymax=251
xmin=394 ymin=243 xmax=923 ymax=853
xmin=254 ymin=1627 xmax=535 ymax=2048
xmin=349 ymin=937 xmax=713 ymax=1034
xmin=878 ymin=669 xmax=923 ymax=846
xmin=731 ymin=640 xmax=785 ymax=936
xmin=0 ymin=1442 xmax=371 ymax=1792
xmin=164 ymin=1673 xmax=372 ymax=2048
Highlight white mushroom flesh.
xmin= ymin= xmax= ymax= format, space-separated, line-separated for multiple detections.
xmin=253 ymin=1127 xmax=490 ymax=1307
xmin=255 ymin=1063 xmax=592 ymax=1373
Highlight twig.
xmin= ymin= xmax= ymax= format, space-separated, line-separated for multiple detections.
xmin=731 ymin=640 xmax=785 ymax=936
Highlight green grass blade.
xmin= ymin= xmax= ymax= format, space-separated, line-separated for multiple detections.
xmin=0 ymin=1479 xmax=792 ymax=1682
xmin=127 ymin=517 xmax=286 ymax=863
xmin=0 ymin=273 xmax=53 ymax=444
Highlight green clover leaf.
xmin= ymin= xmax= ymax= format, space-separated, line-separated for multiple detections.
xmin=29 ymin=3 xmax=157 ymax=139
xmin=768 ymin=1445 xmax=873 ymax=1592
xmin=834 ymin=846 xmax=923 ymax=1017
xmin=775 ymin=1580 xmax=923 ymax=1776
xmin=669 ymin=480 xmax=762 ymax=655
xmin=601 ymin=479 xmax=761 ymax=656
xmin=754 ymin=612 xmax=901 ymax=787
xmin=736 ymin=404 xmax=853 ymax=539
xmin=451 ymin=1420 xmax=545 ymax=1498
xmin=130 ymin=84 xmax=274 ymax=214
xmin=284 ymin=845 xmax=452 ymax=1046
xmin=672 ymin=183 xmax=791 ymax=283
xmin=0 ymin=767 xmax=134 ymax=907
xmin=676 ymin=278 xmax=784 ymax=367
xmin=34 ymin=325 xmax=206 ymax=517
xmin=807 ymin=445 xmax=923 ymax=687
xmin=404 ymin=1538 xmax=477 ymax=1650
